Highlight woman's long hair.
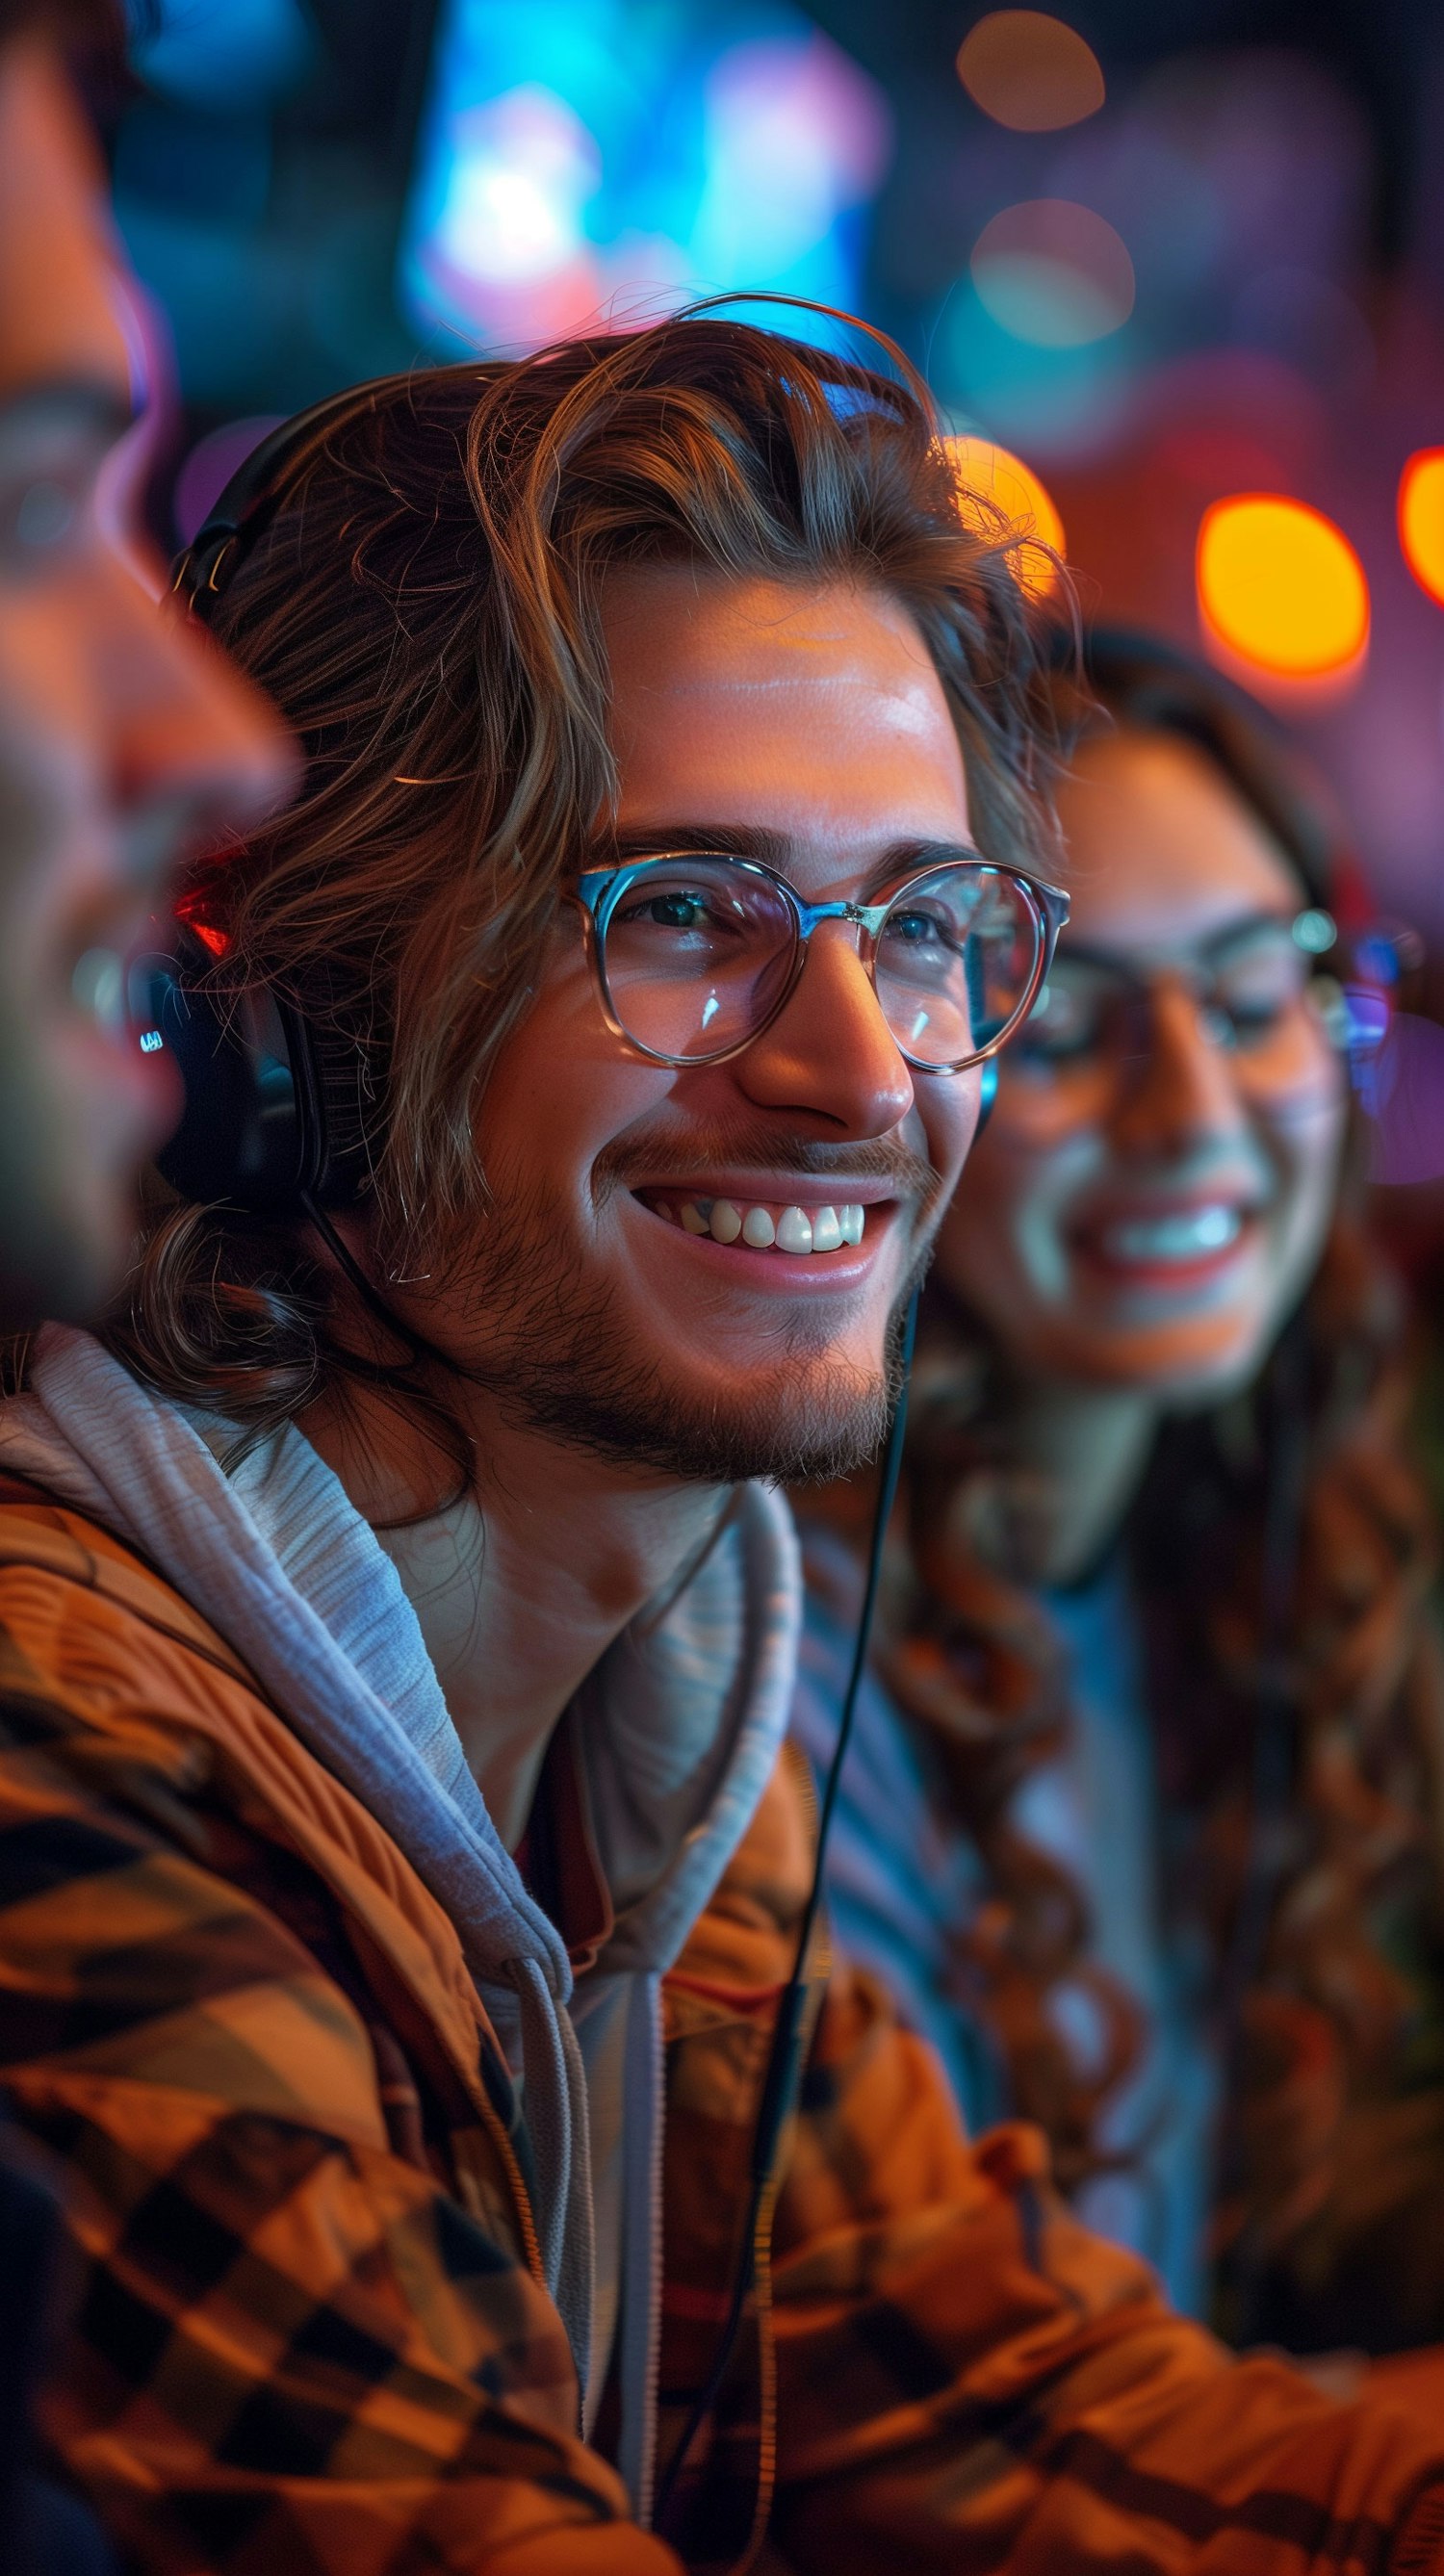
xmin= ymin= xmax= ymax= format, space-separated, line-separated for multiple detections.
xmin=876 ymin=632 xmax=1444 ymax=2346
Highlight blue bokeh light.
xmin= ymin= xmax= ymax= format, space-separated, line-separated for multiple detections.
xmin=400 ymin=0 xmax=891 ymax=356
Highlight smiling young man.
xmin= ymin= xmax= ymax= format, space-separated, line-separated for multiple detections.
xmin=0 ymin=0 xmax=293 ymax=1327
xmin=0 ymin=326 xmax=1440 ymax=2576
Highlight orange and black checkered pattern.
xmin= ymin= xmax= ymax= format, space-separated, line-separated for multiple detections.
xmin=0 ymin=1492 xmax=1442 ymax=2575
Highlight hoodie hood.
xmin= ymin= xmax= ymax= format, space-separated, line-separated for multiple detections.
xmin=0 ymin=1325 xmax=801 ymax=2508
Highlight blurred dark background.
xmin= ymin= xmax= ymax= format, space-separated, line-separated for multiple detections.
xmin=116 ymin=0 xmax=1444 ymax=1198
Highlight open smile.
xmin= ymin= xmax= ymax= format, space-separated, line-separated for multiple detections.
xmin=1070 ymin=1193 xmax=1264 ymax=1289
xmin=632 ymin=1180 xmax=899 ymax=1275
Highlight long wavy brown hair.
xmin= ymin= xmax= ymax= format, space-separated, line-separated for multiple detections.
xmin=78 ymin=309 xmax=1058 ymax=1478
xmin=867 ymin=633 xmax=1444 ymax=2351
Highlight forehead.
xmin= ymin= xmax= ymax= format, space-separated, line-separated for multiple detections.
xmin=599 ymin=565 xmax=970 ymax=855
xmin=0 ymin=39 xmax=134 ymax=404
xmin=1054 ymin=725 xmax=1302 ymax=953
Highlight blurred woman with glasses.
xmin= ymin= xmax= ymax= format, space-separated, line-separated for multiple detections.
xmin=792 ymin=627 xmax=1444 ymax=2366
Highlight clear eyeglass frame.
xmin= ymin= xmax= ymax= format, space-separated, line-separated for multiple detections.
xmin=1019 ymin=908 xmax=1355 ymax=1072
xmin=570 ymin=849 xmax=1071 ymax=1076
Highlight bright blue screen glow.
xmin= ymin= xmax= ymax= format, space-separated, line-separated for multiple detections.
xmin=400 ymin=0 xmax=890 ymax=356
xmin=130 ymin=0 xmax=314 ymax=111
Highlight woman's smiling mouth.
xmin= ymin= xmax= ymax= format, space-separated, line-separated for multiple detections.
xmin=1070 ymin=1194 xmax=1262 ymax=1291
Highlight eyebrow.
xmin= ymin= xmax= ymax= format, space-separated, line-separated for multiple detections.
xmin=0 ymin=376 xmax=139 ymax=452
xmin=1055 ymin=906 xmax=1300 ymax=974
xmin=601 ymin=822 xmax=985 ymax=896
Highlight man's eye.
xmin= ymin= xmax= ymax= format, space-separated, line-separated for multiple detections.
xmin=884 ymin=908 xmax=950 ymax=950
xmin=624 ymin=890 xmax=709 ymax=930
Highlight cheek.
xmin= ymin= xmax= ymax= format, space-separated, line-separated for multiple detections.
xmin=917 ymin=1069 xmax=983 ymax=1208
xmin=936 ymin=1126 xmax=1089 ymax=1314
xmin=936 ymin=1065 xmax=1109 ymax=1315
xmin=1253 ymin=1031 xmax=1348 ymax=1224
xmin=1266 ymin=1084 xmax=1348 ymax=1273
xmin=1253 ymin=1013 xmax=1348 ymax=1125
xmin=985 ymin=1062 xmax=1115 ymax=1152
xmin=480 ymin=980 xmax=612 ymax=1187
xmin=0 ymin=626 xmax=82 ymax=899
xmin=477 ymin=968 xmax=670 ymax=1214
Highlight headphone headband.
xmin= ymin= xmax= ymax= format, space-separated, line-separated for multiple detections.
xmin=172 ymin=370 xmax=423 ymax=623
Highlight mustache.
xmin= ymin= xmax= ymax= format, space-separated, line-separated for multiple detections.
xmin=592 ymin=1117 xmax=941 ymax=1211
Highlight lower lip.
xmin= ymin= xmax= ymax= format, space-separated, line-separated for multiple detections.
xmin=1070 ymin=1212 xmax=1260 ymax=1294
xmin=633 ymin=1195 xmax=899 ymax=1287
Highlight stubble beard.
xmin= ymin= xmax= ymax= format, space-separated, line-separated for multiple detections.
xmin=422 ymin=1169 xmax=925 ymax=1485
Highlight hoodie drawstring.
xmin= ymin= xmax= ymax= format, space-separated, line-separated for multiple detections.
xmin=508 ymin=1956 xmax=595 ymax=2389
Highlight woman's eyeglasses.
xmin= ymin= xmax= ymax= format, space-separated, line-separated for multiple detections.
xmin=572 ymin=850 xmax=1070 ymax=1075
xmin=1017 ymin=919 xmax=1313 ymax=1070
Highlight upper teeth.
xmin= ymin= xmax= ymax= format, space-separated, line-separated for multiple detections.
xmin=674 ymin=1198 xmax=865 ymax=1252
xmin=1103 ymin=1205 xmax=1244 ymax=1264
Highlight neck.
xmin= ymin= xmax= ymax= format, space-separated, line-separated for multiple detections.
xmin=995 ymin=1371 xmax=1159 ymax=1587
xmin=302 ymin=1372 xmax=729 ymax=1850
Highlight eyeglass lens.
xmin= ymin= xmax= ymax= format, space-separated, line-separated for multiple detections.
xmin=1019 ymin=921 xmax=1313 ymax=1068
xmin=599 ymin=855 xmax=1044 ymax=1069
xmin=601 ymin=858 xmax=796 ymax=1063
xmin=875 ymin=863 xmax=1043 ymax=1067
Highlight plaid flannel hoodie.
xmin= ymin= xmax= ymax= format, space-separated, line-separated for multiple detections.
xmin=0 ymin=1489 xmax=1443 ymax=2576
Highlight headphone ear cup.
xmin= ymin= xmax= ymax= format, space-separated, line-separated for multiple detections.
xmin=131 ymin=939 xmax=280 ymax=1205
xmin=132 ymin=929 xmax=374 ymax=1212
xmin=975 ymin=1054 xmax=999 ymax=1135
xmin=131 ymin=931 xmax=307 ymax=1209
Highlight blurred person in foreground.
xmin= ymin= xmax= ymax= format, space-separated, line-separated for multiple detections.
xmin=793 ymin=628 xmax=1444 ymax=2366
xmin=0 ymin=0 xmax=291 ymax=1326
xmin=0 ymin=5 xmax=291 ymax=2569
xmin=0 ymin=323 xmax=1441 ymax=2576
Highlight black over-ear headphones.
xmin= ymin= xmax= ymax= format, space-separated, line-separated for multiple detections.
xmin=138 ymin=377 xmax=424 ymax=1213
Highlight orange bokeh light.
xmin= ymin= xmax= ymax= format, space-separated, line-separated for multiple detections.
xmin=1398 ymin=448 xmax=1444 ymax=608
xmin=956 ymin=11 xmax=1104 ymax=132
xmin=945 ymin=434 xmax=1065 ymax=594
xmin=1196 ymin=494 xmax=1368 ymax=682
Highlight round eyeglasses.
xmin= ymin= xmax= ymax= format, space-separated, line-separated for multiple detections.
xmin=572 ymin=850 xmax=1070 ymax=1074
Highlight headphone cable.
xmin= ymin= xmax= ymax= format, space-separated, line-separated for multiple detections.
xmin=652 ymin=1282 xmax=919 ymax=2535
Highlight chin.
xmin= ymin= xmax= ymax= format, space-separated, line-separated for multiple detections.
xmin=659 ymin=1366 xmax=893 ymax=1484
xmin=689 ymin=1326 xmax=905 ymax=1483
xmin=504 ymin=1337 xmax=897 ymax=1485
xmin=1061 ymin=1313 xmax=1276 ymax=1407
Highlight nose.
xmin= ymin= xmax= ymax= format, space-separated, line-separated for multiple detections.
xmin=101 ymin=561 xmax=299 ymax=864
xmin=1107 ymin=972 xmax=1246 ymax=1156
xmin=735 ymin=916 xmax=915 ymax=1137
